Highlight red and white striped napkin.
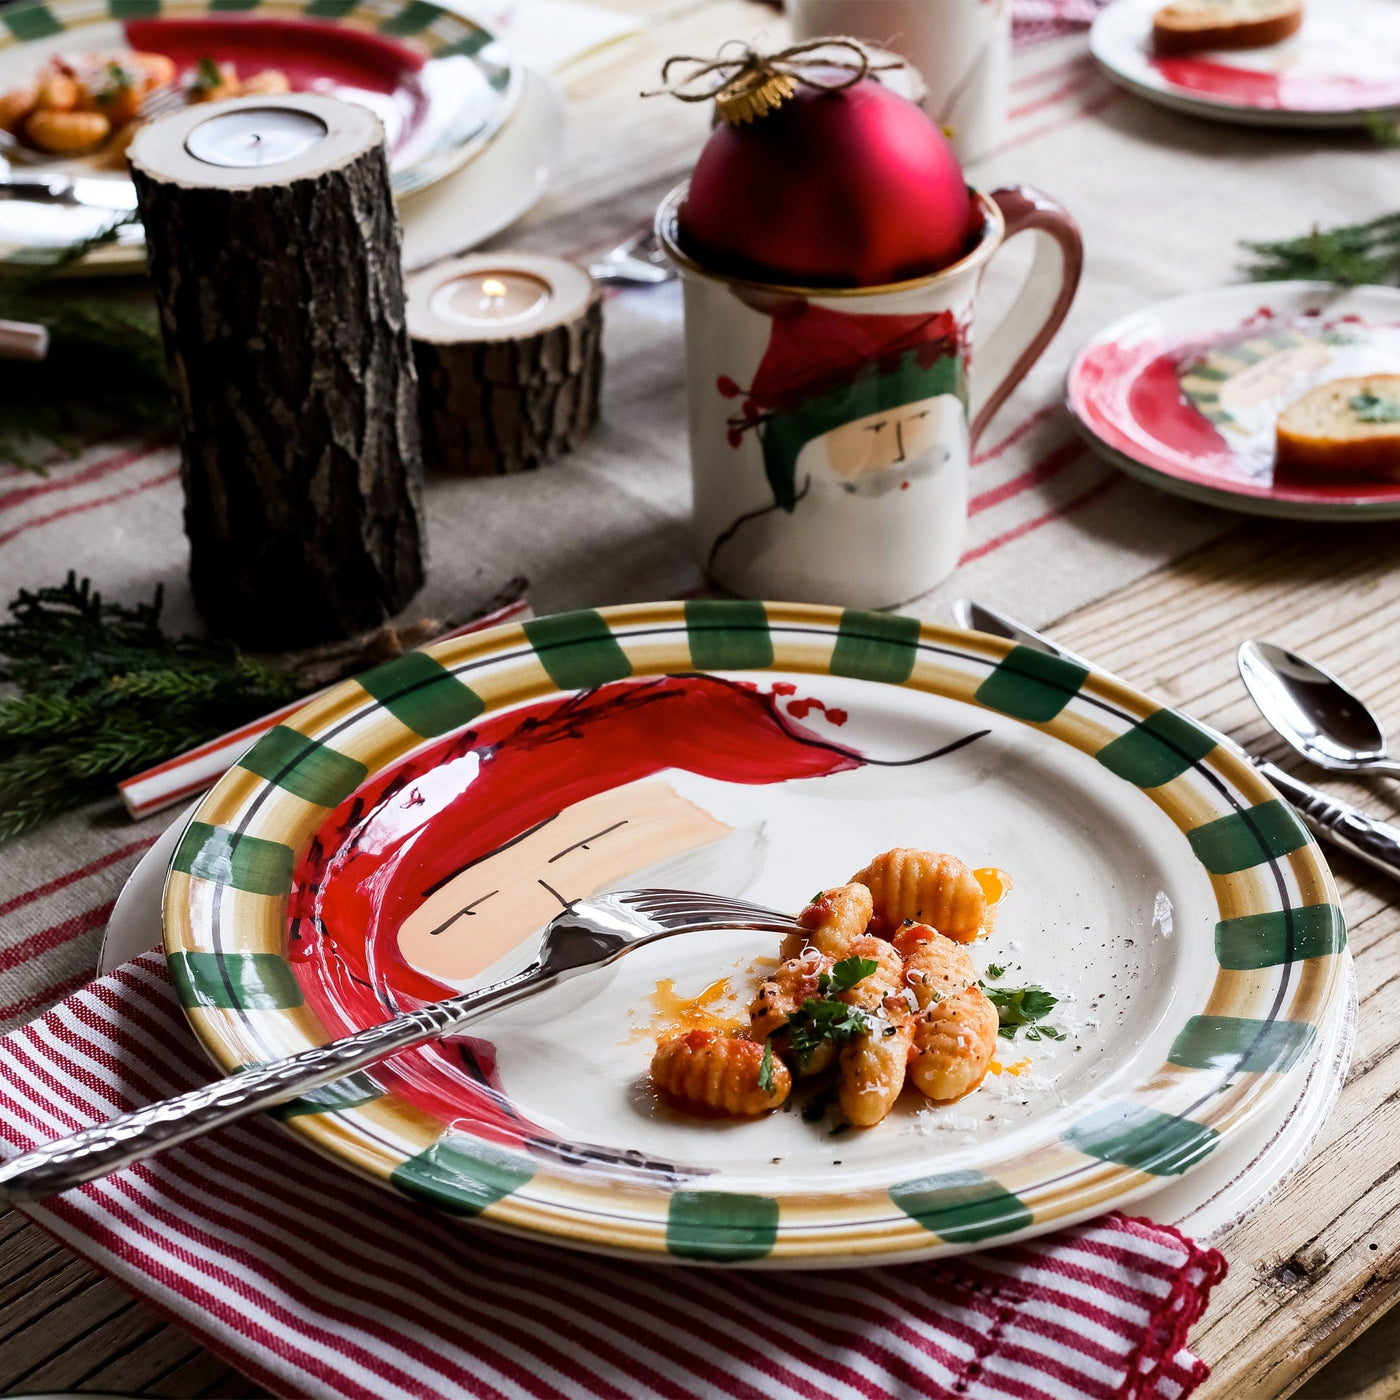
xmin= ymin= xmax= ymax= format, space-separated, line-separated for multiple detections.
xmin=1013 ymin=0 xmax=1111 ymax=47
xmin=0 ymin=952 xmax=1226 ymax=1400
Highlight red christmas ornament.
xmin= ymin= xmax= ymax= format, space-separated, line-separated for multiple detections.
xmin=678 ymin=59 xmax=975 ymax=289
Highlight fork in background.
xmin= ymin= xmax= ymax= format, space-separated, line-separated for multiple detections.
xmin=589 ymin=226 xmax=674 ymax=286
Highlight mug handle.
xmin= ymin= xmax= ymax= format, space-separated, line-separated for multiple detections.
xmin=968 ymin=185 xmax=1084 ymax=448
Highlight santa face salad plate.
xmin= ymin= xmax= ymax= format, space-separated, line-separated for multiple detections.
xmin=1067 ymin=282 xmax=1400 ymax=521
xmin=1091 ymin=0 xmax=1400 ymax=127
xmin=162 ymin=602 xmax=1346 ymax=1266
xmin=0 ymin=0 xmax=518 ymax=267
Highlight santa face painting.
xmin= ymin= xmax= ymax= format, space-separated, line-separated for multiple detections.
xmin=706 ymin=301 xmax=971 ymax=603
xmin=812 ymin=393 xmax=961 ymax=497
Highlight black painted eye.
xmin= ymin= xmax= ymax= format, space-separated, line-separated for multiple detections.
xmin=863 ymin=420 xmax=888 ymax=435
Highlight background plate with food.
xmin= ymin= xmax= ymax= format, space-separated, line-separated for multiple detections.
xmin=1091 ymin=0 xmax=1400 ymax=128
xmin=1068 ymin=282 xmax=1400 ymax=521
xmin=0 ymin=0 xmax=519 ymax=263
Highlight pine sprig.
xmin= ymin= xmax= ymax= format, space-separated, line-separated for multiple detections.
xmin=0 ymin=216 xmax=173 ymax=471
xmin=1243 ymin=212 xmax=1400 ymax=287
xmin=0 ymin=573 xmax=309 ymax=845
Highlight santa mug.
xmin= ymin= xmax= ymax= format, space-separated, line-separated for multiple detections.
xmin=657 ymin=184 xmax=1083 ymax=609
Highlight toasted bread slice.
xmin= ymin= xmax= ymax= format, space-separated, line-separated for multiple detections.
xmin=1275 ymin=375 xmax=1400 ymax=481
xmin=1152 ymin=0 xmax=1303 ymax=55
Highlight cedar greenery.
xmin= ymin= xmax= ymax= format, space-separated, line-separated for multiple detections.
xmin=0 ymin=216 xmax=174 ymax=471
xmin=1243 ymin=211 xmax=1400 ymax=287
xmin=0 ymin=573 xmax=305 ymax=845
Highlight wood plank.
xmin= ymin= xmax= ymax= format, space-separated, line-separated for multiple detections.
xmin=9 ymin=1299 xmax=155 ymax=1391
xmin=0 ymin=1276 xmax=135 ymax=1389
xmin=150 ymin=1350 xmax=267 ymax=1398
xmin=1297 ymin=1301 xmax=1400 ymax=1400
xmin=1056 ymin=518 xmax=1400 ymax=1399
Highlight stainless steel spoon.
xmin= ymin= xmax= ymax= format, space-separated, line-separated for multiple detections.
xmin=1238 ymin=640 xmax=1400 ymax=778
xmin=954 ymin=601 xmax=1400 ymax=884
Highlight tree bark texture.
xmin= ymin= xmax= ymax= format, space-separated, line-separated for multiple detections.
xmin=132 ymin=140 xmax=426 ymax=648
xmin=414 ymin=293 xmax=603 ymax=475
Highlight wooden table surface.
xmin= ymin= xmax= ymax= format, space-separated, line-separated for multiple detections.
xmin=2 ymin=2 xmax=1397 ymax=1396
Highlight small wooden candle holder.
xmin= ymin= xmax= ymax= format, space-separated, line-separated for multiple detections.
xmin=406 ymin=252 xmax=603 ymax=476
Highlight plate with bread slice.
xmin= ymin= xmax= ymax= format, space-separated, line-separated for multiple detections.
xmin=1091 ymin=0 xmax=1400 ymax=128
xmin=1067 ymin=281 xmax=1400 ymax=519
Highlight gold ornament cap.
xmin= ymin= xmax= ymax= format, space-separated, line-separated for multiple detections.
xmin=715 ymin=67 xmax=797 ymax=125
xmin=645 ymin=38 xmax=901 ymax=128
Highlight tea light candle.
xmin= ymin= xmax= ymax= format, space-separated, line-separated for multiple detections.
xmin=407 ymin=252 xmax=603 ymax=475
xmin=129 ymin=92 xmax=382 ymax=191
xmin=185 ymin=106 xmax=330 ymax=169
xmin=432 ymin=270 xmax=555 ymax=329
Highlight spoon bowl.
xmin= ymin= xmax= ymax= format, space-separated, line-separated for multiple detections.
xmin=1238 ymin=640 xmax=1400 ymax=777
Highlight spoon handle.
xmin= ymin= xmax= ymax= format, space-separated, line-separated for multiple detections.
xmin=1257 ymin=760 xmax=1400 ymax=883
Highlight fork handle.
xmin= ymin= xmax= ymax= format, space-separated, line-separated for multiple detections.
xmin=0 ymin=962 xmax=546 ymax=1202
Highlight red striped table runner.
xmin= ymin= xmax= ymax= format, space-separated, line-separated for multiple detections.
xmin=0 ymin=953 xmax=1225 ymax=1400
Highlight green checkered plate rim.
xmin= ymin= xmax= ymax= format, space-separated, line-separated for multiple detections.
xmin=162 ymin=601 xmax=1348 ymax=1266
xmin=0 ymin=0 xmax=521 ymax=197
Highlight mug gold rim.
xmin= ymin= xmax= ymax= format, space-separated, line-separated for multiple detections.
xmin=653 ymin=182 xmax=1006 ymax=298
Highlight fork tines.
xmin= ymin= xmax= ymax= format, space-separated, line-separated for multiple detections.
xmin=138 ymin=84 xmax=187 ymax=122
xmin=622 ymin=889 xmax=800 ymax=929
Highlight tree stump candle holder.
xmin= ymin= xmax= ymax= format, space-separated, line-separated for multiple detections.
xmin=129 ymin=93 xmax=425 ymax=649
xmin=405 ymin=252 xmax=603 ymax=476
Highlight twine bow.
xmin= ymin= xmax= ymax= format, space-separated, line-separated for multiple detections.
xmin=644 ymin=38 xmax=902 ymax=124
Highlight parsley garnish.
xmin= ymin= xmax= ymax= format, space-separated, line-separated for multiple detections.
xmin=827 ymin=955 xmax=879 ymax=992
xmin=787 ymin=999 xmax=870 ymax=1060
xmin=757 ymin=1038 xmax=775 ymax=1094
xmin=980 ymin=982 xmax=1060 ymax=1041
xmin=785 ymin=957 xmax=878 ymax=1062
xmin=96 ymin=60 xmax=135 ymax=103
xmin=192 ymin=56 xmax=225 ymax=95
xmin=1350 ymin=391 xmax=1400 ymax=424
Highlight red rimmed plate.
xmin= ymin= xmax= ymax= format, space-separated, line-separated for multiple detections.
xmin=1067 ymin=282 xmax=1400 ymax=520
xmin=1091 ymin=0 xmax=1400 ymax=128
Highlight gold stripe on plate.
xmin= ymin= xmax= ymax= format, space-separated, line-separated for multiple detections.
xmin=279 ymin=683 xmax=370 ymax=743
xmin=428 ymin=621 xmax=532 ymax=672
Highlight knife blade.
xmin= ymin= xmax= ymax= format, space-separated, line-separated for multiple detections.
xmin=0 ymin=173 xmax=139 ymax=213
xmin=951 ymin=598 xmax=1400 ymax=883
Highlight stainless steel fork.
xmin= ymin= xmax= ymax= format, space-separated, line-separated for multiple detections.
xmin=0 ymin=889 xmax=800 ymax=1201
xmin=588 ymin=227 xmax=673 ymax=286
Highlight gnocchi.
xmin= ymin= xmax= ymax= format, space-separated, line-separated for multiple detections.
xmin=0 ymin=51 xmax=291 ymax=157
xmin=650 ymin=847 xmax=1028 ymax=1132
xmin=652 ymin=1029 xmax=791 ymax=1116
xmin=850 ymin=847 xmax=987 ymax=942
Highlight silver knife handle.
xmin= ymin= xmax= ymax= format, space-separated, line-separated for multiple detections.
xmin=0 ymin=962 xmax=545 ymax=1201
xmin=1258 ymin=761 xmax=1400 ymax=882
